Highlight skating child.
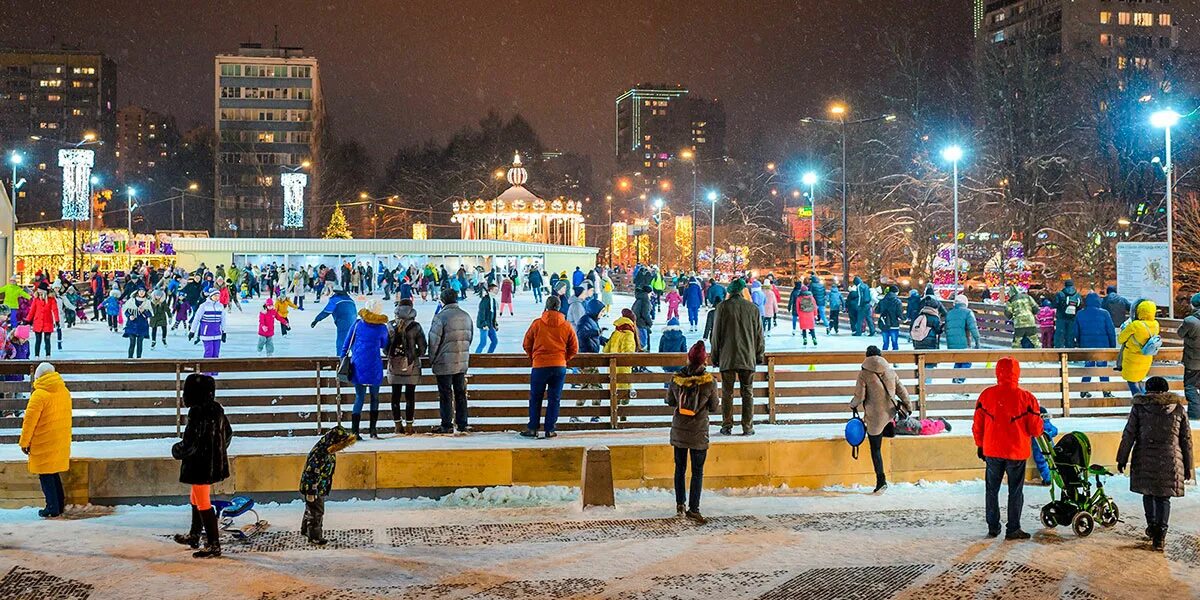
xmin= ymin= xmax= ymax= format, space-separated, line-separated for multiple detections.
xmin=658 ymin=317 xmax=688 ymax=381
xmin=665 ymin=287 xmax=683 ymax=321
xmin=604 ymin=310 xmax=641 ymax=405
xmin=172 ymin=292 xmax=191 ymax=332
xmin=257 ymin=299 xmax=278 ymax=356
xmin=149 ymin=290 xmax=169 ymax=348
xmin=8 ymin=325 xmax=29 ymax=368
xmin=500 ymin=277 xmax=514 ymax=316
xmin=299 ymin=425 xmax=356 ymax=546
xmin=103 ymin=289 xmax=121 ymax=332
xmin=1036 ymin=299 xmax=1056 ymax=349
xmin=795 ymin=285 xmax=819 ymax=346
xmin=273 ymin=295 xmax=297 ymax=336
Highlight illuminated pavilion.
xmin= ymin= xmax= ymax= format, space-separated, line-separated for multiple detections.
xmin=451 ymin=153 xmax=586 ymax=246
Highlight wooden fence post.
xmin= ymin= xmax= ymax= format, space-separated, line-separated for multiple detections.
xmin=174 ymin=364 xmax=183 ymax=437
xmin=767 ymin=357 xmax=777 ymax=424
xmin=917 ymin=354 xmax=928 ymax=420
xmin=608 ymin=357 xmax=619 ymax=429
xmin=1060 ymin=353 xmax=1071 ymax=417
xmin=315 ymin=362 xmax=324 ymax=434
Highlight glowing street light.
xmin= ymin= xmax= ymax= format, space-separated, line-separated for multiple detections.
xmin=942 ymin=145 xmax=965 ymax=293
xmin=829 ymin=103 xmax=847 ymax=116
xmin=802 ymin=171 xmax=819 ymax=272
xmin=654 ymin=198 xmax=665 ymax=267
xmin=1151 ymin=108 xmax=1182 ymax=317
xmin=706 ymin=190 xmax=719 ymax=272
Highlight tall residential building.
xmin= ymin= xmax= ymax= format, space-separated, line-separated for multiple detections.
xmin=214 ymin=43 xmax=322 ymax=237
xmin=614 ymin=84 xmax=727 ymax=177
xmin=974 ymin=0 xmax=987 ymax=36
xmin=115 ymin=105 xmax=177 ymax=181
xmin=0 ymin=48 xmax=116 ymax=222
xmin=978 ymin=0 xmax=1196 ymax=73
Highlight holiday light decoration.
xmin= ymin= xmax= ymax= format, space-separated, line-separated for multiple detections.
xmin=611 ymin=221 xmax=629 ymax=265
xmin=58 ymin=148 xmax=94 ymax=221
xmin=674 ymin=215 xmax=693 ymax=266
xmin=281 ymin=172 xmax=308 ymax=228
xmin=451 ymin=153 xmax=586 ymax=246
xmin=984 ymin=236 xmax=1033 ymax=291
xmin=412 ymin=222 xmax=428 ymax=240
xmin=931 ymin=242 xmax=970 ymax=299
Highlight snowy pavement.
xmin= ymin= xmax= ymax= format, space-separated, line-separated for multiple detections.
xmin=46 ymin=290 xmax=948 ymax=361
xmin=0 ymin=479 xmax=1196 ymax=599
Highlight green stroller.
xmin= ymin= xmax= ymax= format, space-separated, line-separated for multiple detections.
xmin=1035 ymin=431 xmax=1120 ymax=536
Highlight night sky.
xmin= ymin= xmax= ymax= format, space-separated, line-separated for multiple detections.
xmin=1 ymin=1 xmax=972 ymax=174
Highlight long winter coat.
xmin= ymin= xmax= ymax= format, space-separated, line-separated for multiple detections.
xmin=944 ymin=305 xmax=980 ymax=350
xmin=1118 ymin=300 xmax=1160 ymax=382
xmin=1073 ymin=292 xmax=1116 ymax=349
xmin=18 ymin=371 xmax=72 ymax=474
xmin=666 ymin=365 xmax=720 ymax=450
xmin=1117 ymin=392 xmax=1193 ymax=498
xmin=795 ymin=291 xmax=817 ymax=330
xmin=26 ymin=295 xmax=59 ymax=334
xmin=1179 ymin=309 xmax=1200 ymax=371
xmin=850 ymin=355 xmax=912 ymax=436
xmin=172 ymin=375 xmax=232 ymax=485
xmin=428 ymin=302 xmax=473 ymax=375
xmin=341 ymin=309 xmax=390 ymax=386
xmin=710 ymin=294 xmax=765 ymax=372
xmin=149 ymin=299 xmax=170 ymax=327
xmin=387 ymin=305 xmax=427 ymax=385
xmin=122 ymin=297 xmax=152 ymax=339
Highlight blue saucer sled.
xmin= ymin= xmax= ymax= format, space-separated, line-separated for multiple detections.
xmin=212 ymin=496 xmax=269 ymax=540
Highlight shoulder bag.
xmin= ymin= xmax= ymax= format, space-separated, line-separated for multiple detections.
xmin=336 ymin=322 xmax=359 ymax=384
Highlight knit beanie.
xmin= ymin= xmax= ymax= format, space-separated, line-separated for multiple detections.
xmin=1191 ymin=293 xmax=1200 ymax=308
xmin=686 ymin=340 xmax=707 ymax=369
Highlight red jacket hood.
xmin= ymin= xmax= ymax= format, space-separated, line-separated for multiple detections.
xmin=538 ymin=310 xmax=567 ymax=327
xmin=995 ymin=357 xmax=1020 ymax=387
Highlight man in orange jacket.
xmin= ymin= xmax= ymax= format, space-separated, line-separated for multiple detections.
xmin=973 ymin=357 xmax=1045 ymax=540
xmin=521 ymin=296 xmax=578 ymax=439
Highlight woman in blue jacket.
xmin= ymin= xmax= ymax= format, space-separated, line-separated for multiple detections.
xmin=1073 ymin=292 xmax=1116 ymax=397
xmin=340 ymin=299 xmax=390 ymax=439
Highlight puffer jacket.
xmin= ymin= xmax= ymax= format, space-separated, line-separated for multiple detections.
xmin=18 ymin=371 xmax=72 ymax=474
xmin=1117 ymin=392 xmax=1193 ymax=497
xmin=850 ymin=355 xmax=912 ymax=436
xmin=972 ymin=358 xmax=1044 ymax=461
xmin=341 ymin=309 xmax=391 ymax=386
xmin=387 ymin=304 xmax=427 ymax=385
xmin=911 ymin=299 xmax=944 ymax=350
xmin=26 ymin=295 xmax=59 ymax=334
xmin=809 ymin=275 xmax=827 ymax=305
xmin=522 ymin=309 xmax=578 ymax=369
xmin=299 ymin=426 xmax=356 ymax=497
xmin=1118 ymin=300 xmax=1160 ymax=382
xmin=1073 ymin=292 xmax=1116 ymax=349
xmin=1102 ymin=287 xmax=1131 ymax=326
xmin=172 ymin=374 xmax=232 ymax=485
xmin=631 ymin=289 xmax=654 ymax=329
xmin=944 ymin=305 xmax=980 ymax=350
xmin=875 ymin=292 xmax=903 ymax=330
xmin=666 ymin=365 xmax=720 ymax=450
xmin=428 ymin=302 xmax=473 ymax=375
xmin=576 ymin=303 xmax=605 ymax=353
xmin=1005 ymin=291 xmax=1039 ymax=330
xmin=1180 ymin=309 xmax=1200 ymax=371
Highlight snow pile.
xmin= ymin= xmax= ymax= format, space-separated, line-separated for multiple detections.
xmin=436 ymin=484 xmax=580 ymax=507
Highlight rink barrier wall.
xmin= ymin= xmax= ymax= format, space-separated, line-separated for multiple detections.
xmin=0 ymin=349 xmax=1181 ymax=444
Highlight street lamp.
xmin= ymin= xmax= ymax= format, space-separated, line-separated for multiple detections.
xmin=802 ymin=171 xmax=819 ymax=273
xmin=1151 ymin=108 xmax=1181 ymax=318
xmin=707 ymin=190 xmax=718 ymax=274
xmin=654 ymin=197 xmax=664 ymax=268
xmin=126 ymin=187 xmax=138 ymax=264
xmin=680 ymin=148 xmax=699 ymax=272
xmin=941 ymin=145 xmax=964 ymax=294
xmin=605 ymin=194 xmax=614 ymax=267
xmin=8 ymin=151 xmax=22 ymax=213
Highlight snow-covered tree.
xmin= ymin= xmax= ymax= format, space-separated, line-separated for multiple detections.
xmin=323 ymin=204 xmax=353 ymax=239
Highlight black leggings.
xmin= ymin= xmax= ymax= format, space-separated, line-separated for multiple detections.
xmin=33 ymin=332 xmax=51 ymax=357
xmin=868 ymin=434 xmax=886 ymax=487
xmin=391 ymin=384 xmax=416 ymax=423
xmin=127 ymin=336 xmax=144 ymax=358
xmin=1144 ymin=495 xmax=1172 ymax=528
xmin=673 ymin=447 xmax=708 ymax=512
xmin=151 ymin=324 xmax=167 ymax=343
xmin=107 ymin=315 xmax=118 ymax=330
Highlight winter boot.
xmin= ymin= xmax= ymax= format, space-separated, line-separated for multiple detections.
xmin=676 ymin=503 xmax=685 ymax=516
xmin=1152 ymin=525 xmax=1167 ymax=551
xmin=173 ymin=504 xmax=202 ymax=548
xmin=351 ymin=414 xmax=361 ymax=440
xmin=404 ymin=421 xmax=414 ymax=435
xmin=193 ymin=507 xmax=221 ymax=558
xmin=369 ymin=410 xmax=380 ymax=439
xmin=685 ymin=510 xmax=708 ymax=525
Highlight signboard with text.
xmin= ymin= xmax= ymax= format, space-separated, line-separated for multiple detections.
xmin=1116 ymin=242 xmax=1171 ymax=307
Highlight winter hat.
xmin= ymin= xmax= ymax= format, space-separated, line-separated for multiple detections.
xmin=36 ymin=281 xmax=48 ymax=292
xmin=686 ymin=340 xmax=707 ymax=369
xmin=621 ymin=308 xmax=635 ymax=321
xmin=573 ymin=285 xmax=585 ymax=297
xmin=14 ymin=325 xmax=29 ymax=340
xmin=1041 ymin=299 xmax=1051 ymax=307
xmin=1146 ymin=376 xmax=1170 ymax=393
xmin=667 ymin=317 xmax=680 ymax=327
xmin=264 ymin=298 xmax=273 ymax=309
xmin=208 ymin=288 xmax=221 ymax=299
xmin=727 ymin=278 xmax=746 ymax=298
xmin=800 ymin=285 xmax=809 ymax=292
xmin=33 ymin=361 xmax=54 ymax=380
xmin=182 ymin=373 xmax=216 ymax=408
xmin=1191 ymin=292 xmax=1200 ymax=308
xmin=954 ymin=294 xmax=969 ymax=307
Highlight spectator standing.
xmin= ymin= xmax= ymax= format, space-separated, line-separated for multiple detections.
xmin=340 ymin=299 xmax=390 ymax=439
xmin=299 ymin=426 xmax=355 ymax=546
xmin=1073 ymin=292 xmax=1116 ymax=398
xmin=973 ymin=357 xmax=1044 ymax=540
xmin=1177 ymin=293 xmax=1200 ymax=419
xmin=1053 ymin=280 xmax=1083 ymax=348
xmin=1118 ymin=300 xmax=1161 ymax=396
xmin=170 ymin=374 xmax=232 ymax=558
xmin=428 ymin=288 xmax=473 ymax=434
xmin=666 ymin=341 xmax=719 ymax=523
xmin=18 ymin=362 xmax=71 ymax=518
xmin=521 ymin=296 xmax=578 ymax=439
xmin=387 ymin=299 xmax=427 ymax=435
xmin=1102 ymin=285 xmax=1131 ymax=329
xmin=709 ymin=279 xmax=765 ymax=436
xmin=1116 ymin=376 xmax=1194 ymax=552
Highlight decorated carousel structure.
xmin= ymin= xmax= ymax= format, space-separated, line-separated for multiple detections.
xmin=451 ymin=153 xmax=586 ymax=246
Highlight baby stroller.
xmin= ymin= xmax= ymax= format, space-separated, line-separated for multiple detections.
xmin=1036 ymin=431 xmax=1119 ymax=536
xmin=212 ymin=496 xmax=269 ymax=541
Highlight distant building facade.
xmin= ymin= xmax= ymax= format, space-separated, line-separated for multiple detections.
xmin=115 ymin=105 xmax=176 ymax=181
xmin=214 ymin=43 xmax=322 ymax=237
xmin=614 ymin=84 xmax=726 ymax=178
xmin=0 ymin=48 xmax=116 ymax=222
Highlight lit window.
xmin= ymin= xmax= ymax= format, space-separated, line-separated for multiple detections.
xmin=992 ymin=30 xmax=1006 ymax=43
xmin=1134 ymin=57 xmax=1151 ymax=69
xmin=994 ymin=11 xmax=1006 ymax=23
xmin=1100 ymin=11 xmax=1112 ymax=23
xmin=1117 ymin=55 xmax=1128 ymax=69
xmin=1159 ymin=13 xmax=1171 ymax=26
xmin=38 ymin=79 xmax=62 ymax=87
xmin=1099 ymin=33 xmax=1111 ymax=46
xmin=1118 ymin=12 xmax=1131 ymax=24
xmin=1133 ymin=12 xmax=1153 ymax=26
xmin=45 ymin=94 xmax=61 ymax=101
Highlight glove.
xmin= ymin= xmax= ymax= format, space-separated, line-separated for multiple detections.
xmin=221 ymin=332 xmax=227 ymax=342
xmin=1117 ymin=464 xmax=1125 ymax=474
xmin=304 ymin=494 xmax=316 ymax=502
xmin=20 ymin=446 xmax=29 ymax=455
xmin=310 ymin=321 xmax=317 ymax=328
xmin=187 ymin=331 xmax=194 ymax=341
xmin=977 ymin=447 xmax=985 ymax=461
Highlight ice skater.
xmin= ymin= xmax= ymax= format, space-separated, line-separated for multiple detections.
xmin=190 ymin=289 xmax=227 ymax=362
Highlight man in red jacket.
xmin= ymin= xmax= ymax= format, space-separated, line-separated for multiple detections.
xmin=973 ymin=357 xmax=1044 ymax=540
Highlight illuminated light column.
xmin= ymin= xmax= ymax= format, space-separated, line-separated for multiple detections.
xmin=281 ymin=172 xmax=309 ymax=229
xmin=412 ymin=222 xmax=428 ymax=240
xmin=58 ymin=148 xmax=94 ymax=221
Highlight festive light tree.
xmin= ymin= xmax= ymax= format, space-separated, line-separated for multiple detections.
xmin=674 ymin=215 xmax=693 ymax=268
xmin=323 ymin=204 xmax=353 ymax=239
xmin=984 ymin=235 xmax=1033 ymax=292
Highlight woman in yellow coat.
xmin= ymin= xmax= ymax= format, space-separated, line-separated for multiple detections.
xmin=18 ymin=362 xmax=72 ymax=518
xmin=1118 ymin=300 xmax=1160 ymax=395
xmin=604 ymin=310 xmax=642 ymax=405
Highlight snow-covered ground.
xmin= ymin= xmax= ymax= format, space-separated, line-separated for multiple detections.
xmin=47 ymin=289 xmax=941 ymax=361
xmin=0 ymin=479 xmax=1195 ymax=599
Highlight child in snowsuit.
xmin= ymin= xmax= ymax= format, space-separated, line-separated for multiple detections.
xmin=273 ymin=296 xmax=297 ymax=336
xmin=1031 ymin=406 xmax=1059 ymax=485
xmin=104 ymin=289 xmax=121 ymax=332
xmin=658 ymin=317 xmax=688 ymax=382
xmin=173 ymin=293 xmax=191 ymax=332
xmin=299 ymin=425 xmax=356 ymax=545
xmin=6 ymin=326 xmax=29 ymax=381
xmin=1036 ymin=300 xmax=1056 ymax=350
xmin=257 ymin=300 xmax=279 ymax=356
xmin=664 ymin=287 xmax=683 ymax=321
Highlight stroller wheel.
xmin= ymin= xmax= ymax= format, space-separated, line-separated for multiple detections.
xmin=1097 ymin=498 xmax=1120 ymax=528
xmin=1040 ymin=504 xmax=1058 ymax=529
xmin=1072 ymin=511 xmax=1095 ymax=537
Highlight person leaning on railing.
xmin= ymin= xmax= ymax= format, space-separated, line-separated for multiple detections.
xmin=710 ymin=278 xmax=765 ymax=437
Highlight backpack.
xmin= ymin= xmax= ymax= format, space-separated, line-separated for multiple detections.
xmin=1141 ymin=334 xmax=1163 ymax=356
xmin=799 ymin=295 xmax=816 ymax=313
xmin=847 ymin=289 xmax=859 ymax=304
xmin=910 ymin=313 xmax=932 ymax=342
xmin=1064 ymin=294 xmax=1080 ymax=317
xmin=845 ymin=413 xmax=867 ymax=459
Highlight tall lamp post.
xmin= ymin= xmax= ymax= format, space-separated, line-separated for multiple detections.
xmin=941 ymin=145 xmax=964 ymax=294
xmin=707 ymin=190 xmax=718 ymax=275
xmin=126 ymin=187 xmax=138 ymax=269
xmin=8 ymin=152 xmax=22 ymax=214
xmin=802 ymin=171 xmax=819 ymax=273
xmin=654 ymin=197 xmax=664 ymax=268
xmin=801 ymin=105 xmax=896 ymax=285
xmin=605 ymin=194 xmax=614 ymax=267
xmin=680 ymin=148 xmax=699 ymax=272
xmin=1151 ymin=109 xmax=1181 ymax=318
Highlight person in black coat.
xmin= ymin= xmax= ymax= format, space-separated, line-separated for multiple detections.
xmin=171 ymin=373 xmax=232 ymax=558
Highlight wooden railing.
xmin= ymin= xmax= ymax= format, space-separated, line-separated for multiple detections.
xmin=0 ymin=348 xmax=1182 ymax=443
